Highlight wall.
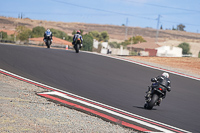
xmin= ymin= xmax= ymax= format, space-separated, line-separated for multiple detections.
xmin=156 ymin=46 xmax=182 ymax=57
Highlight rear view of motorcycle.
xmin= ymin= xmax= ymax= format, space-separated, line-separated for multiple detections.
xmin=144 ymin=84 xmax=166 ymax=110
xmin=74 ymin=38 xmax=81 ymax=53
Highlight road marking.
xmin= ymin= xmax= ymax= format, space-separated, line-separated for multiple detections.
xmin=0 ymin=68 xmax=191 ymax=133
xmin=38 ymin=91 xmax=190 ymax=133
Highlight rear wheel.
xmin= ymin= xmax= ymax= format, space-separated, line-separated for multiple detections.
xmin=75 ymin=44 xmax=79 ymax=53
xmin=146 ymin=94 xmax=159 ymax=110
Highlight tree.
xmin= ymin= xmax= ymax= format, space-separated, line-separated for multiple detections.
xmin=0 ymin=31 xmax=8 ymax=39
xmin=16 ymin=26 xmax=31 ymax=41
xmin=50 ymin=28 xmax=72 ymax=42
xmin=198 ymin=51 xmax=200 ymax=58
xmin=100 ymin=31 xmax=109 ymax=42
xmin=82 ymin=34 xmax=93 ymax=51
xmin=89 ymin=31 xmax=109 ymax=42
xmin=160 ymin=25 xmax=163 ymax=30
xmin=128 ymin=35 xmax=146 ymax=44
xmin=31 ymin=26 xmax=46 ymax=37
xmin=177 ymin=24 xmax=186 ymax=31
xmin=109 ymin=42 xmax=120 ymax=48
xmin=89 ymin=31 xmax=100 ymax=40
xmin=72 ymin=30 xmax=76 ymax=35
xmin=178 ymin=42 xmax=191 ymax=54
xmin=172 ymin=26 xmax=176 ymax=30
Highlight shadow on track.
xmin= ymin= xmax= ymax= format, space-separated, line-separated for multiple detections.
xmin=132 ymin=106 xmax=157 ymax=110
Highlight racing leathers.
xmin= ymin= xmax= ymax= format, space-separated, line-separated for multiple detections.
xmin=43 ymin=30 xmax=53 ymax=44
xmin=72 ymin=33 xmax=83 ymax=48
xmin=145 ymin=75 xmax=171 ymax=105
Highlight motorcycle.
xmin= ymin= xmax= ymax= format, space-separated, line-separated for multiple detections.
xmin=144 ymin=83 xmax=166 ymax=110
xmin=74 ymin=38 xmax=82 ymax=53
xmin=44 ymin=32 xmax=52 ymax=48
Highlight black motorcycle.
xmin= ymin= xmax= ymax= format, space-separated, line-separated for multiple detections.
xmin=144 ymin=83 xmax=166 ymax=110
xmin=45 ymin=36 xmax=52 ymax=48
xmin=74 ymin=38 xmax=81 ymax=53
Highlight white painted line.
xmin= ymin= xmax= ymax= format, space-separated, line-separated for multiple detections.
xmin=0 ymin=59 xmax=193 ymax=133
xmin=39 ymin=91 xmax=191 ymax=133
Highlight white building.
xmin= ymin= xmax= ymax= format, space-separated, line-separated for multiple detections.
xmin=93 ymin=39 xmax=129 ymax=55
xmin=110 ymin=46 xmax=129 ymax=55
xmin=93 ymin=39 xmax=99 ymax=49
xmin=156 ymin=46 xmax=182 ymax=57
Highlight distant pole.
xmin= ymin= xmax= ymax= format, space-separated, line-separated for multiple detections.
xmin=131 ymin=28 xmax=134 ymax=55
xmin=125 ymin=18 xmax=128 ymax=40
xmin=131 ymin=28 xmax=133 ymax=45
xmin=155 ymin=15 xmax=161 ymax=43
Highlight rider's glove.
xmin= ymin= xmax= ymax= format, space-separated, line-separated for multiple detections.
xmin=151 ymin=78 xmax=157 ymax=82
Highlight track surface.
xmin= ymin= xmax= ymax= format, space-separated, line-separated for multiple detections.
xmin=0 ymin=44 xmax=200 ymax=132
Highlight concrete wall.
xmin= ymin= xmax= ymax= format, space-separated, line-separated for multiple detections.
xmin=110 ymin=46 xmax=129 ymax=55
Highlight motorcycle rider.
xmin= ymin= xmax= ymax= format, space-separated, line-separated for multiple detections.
xmin=145 ymin=72 xmax=171 ymax=106
xmin=72 ymin=30 xmax=83 ymax=48
xmin=43 ymin=29 xmax=53 ymax=44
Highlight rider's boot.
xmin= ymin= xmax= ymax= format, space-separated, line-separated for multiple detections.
xmin=157 ymin=98 xmax=162 ymax=106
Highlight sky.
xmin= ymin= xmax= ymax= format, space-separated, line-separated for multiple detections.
xmin=1 ymin=0 xmax=200 ymax=33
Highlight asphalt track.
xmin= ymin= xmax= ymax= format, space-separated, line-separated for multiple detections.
xmin=0 ymin=43 xmax=200 ymax=132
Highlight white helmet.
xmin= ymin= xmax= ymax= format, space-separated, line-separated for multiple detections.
xmin=162 ymin=72 xmax=169 ymax=78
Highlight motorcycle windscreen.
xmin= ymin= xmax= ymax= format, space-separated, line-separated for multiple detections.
xmin=46 ymin=31 xmax=51 ymax=36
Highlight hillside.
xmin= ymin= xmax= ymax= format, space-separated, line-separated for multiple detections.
xmin=1 ymin=16 xmax=200 ymax=56
xmin=1 ymin=16 xmax=200 ymax=41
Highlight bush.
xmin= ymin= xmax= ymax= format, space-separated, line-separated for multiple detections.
xmin=16 ymin=26 xmax=31 ymax=41
xmin=31 ymin=26 xmax=46 ymax=38
xmin=82 ymin=34 xmax=93 ymax=51
xmin=128 ymin=36 xmax=146 ymax=44
xmin=50 ymin=28 xmax=72 ymax=42
xmin=89 ymin=31 xmax=109 ymax=42
xmin=178 ymin=42 xmax=191 ymax=54
xmin=0 ymin=31 xmax=8 ymax=39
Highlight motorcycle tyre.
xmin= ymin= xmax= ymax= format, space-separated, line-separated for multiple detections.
xmin=46 ymin=40 xmax=51 ymax=48
xmin=146 ymin=94 xmax=159 ymax=110
xmin=75 ymin=44 xmax=79 ymax=53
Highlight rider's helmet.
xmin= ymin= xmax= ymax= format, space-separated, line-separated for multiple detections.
xmin=47 ymin=29 xmax=50 ymax=32
xmin=162 ymin=72 xmax=169 ymax=78
xmin=77 ymin=30 xmax=81 ymax=34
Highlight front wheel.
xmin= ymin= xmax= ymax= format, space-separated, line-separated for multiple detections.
xmin=146 ymin=94 xmax=159 ymax=110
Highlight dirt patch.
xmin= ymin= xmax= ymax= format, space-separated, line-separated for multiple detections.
xmin=126 ymin=56 xmax=200 ymax=77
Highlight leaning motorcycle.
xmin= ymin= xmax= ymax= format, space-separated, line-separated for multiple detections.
xmin=74 ymin=38 xmax=81 ymax=53
xmin=144 ymin=83 xmax=166 ymax=110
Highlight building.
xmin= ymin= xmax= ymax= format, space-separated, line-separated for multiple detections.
xmin=127 ymin=42 xmax=160 ymax=56
xmin=156 ymin=46 xmax=182 ymax=57
xmin=93 ymin=39 xmax=129 ymax=55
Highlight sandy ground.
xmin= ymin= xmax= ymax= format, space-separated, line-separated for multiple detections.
xmin=126 ymin=56 xmax=200 ymax=78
